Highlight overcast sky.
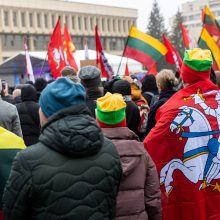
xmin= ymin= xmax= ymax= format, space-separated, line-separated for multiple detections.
xmin=68 ymin=0 xmax=191 ymax=31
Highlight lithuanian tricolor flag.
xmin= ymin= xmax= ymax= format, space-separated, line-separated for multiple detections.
xmin=198 ymin=27 xmax=220 ymax=69
xmin=202 ymin=5 xmax=220 ymax=37
xmin=124 ymin=26 xmax=167 ymax=69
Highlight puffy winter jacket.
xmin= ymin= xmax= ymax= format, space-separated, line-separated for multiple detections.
xmin=0 ymin=127 xmax=26 ymax=220
xmin=3 ymin=104 xmax=122 ymax=220
xmin=16 ymin=85 xmax=40 ymax=146
xmin=102 ymin=127 xmax=162 ymax=220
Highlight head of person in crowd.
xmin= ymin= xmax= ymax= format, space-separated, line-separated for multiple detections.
xmin=34 ymin=77 xmax=47 ymax=100
xmin=34 ymin=78 xmax=47 ymax=92
xmin=156 ymin=69 xmax=176 ymax=92
xmin=26 ymin=80 xmax=34 ymax=86
xmin=21 ymin=84 xmax=38 ymax=102
xmin=215 ymin=70 xmax=220 ymax=88
xmin=103 ymin=75 xmax=120 ymax=94
xmin=180 ymin=48 xmax=213 ymax=88
xmin=96 ymin=92 xmax=127 ymax=128
xmin=61 ymin=66 xmax=78 ymax=83
xmin=12 ymin=88 xmax=21 ymax=103
xmin=111 ymin=79 xmax=131 ymax=99
xmin=141 ymin=74 xmax=158 ymax=94
xmin=39 ymin=77 xmax=86 ymax=126
xmin=78 ymin=66 xmax=103 ymax=96
xmin=128 ymin=75 xmax=143 ymax=102
xmin=0 ymin=79 xmax=8 ymax=97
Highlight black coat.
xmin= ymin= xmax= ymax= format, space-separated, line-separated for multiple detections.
xmin=3 ymin=104 xmax=122 ymax=220
xmin=145 ymin=89 xmax=176 ymax=136
xmin=85 ymin=88 xmax=102 ymax=118
xmin=16 ymin=85 xmax=40 ymax=146
xmin=125 ymin=101 xmax=141 ymax=137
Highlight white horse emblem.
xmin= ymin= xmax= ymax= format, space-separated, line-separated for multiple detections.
xmin=53 ymin=47 xmax=62 ymax=69
xmin=160 ymin=106 xmax=220 ymax=195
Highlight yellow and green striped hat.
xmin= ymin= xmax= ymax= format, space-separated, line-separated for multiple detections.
xmin=181 ymin=48 xmax=213 ymax=84
xmin=96 ymin=92 xmax=126 ymax=125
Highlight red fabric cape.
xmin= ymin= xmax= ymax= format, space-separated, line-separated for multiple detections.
xmin=144 ymin=80 xmax=220 ymax=220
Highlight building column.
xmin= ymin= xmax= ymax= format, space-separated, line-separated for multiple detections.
xmin=0 ymin=35 xmax=3 ymax=62
xmin=29 ymin=35 xmax=34 ymax=51
xmin=105 ymin=37 xmax=110 ymax=52
xmin=26 ymin=11 xmax=30 ymax=29
xmin=1 ymin=8 xmax=5 ymax=30
xmin=48 ymin=12 xmax=52 ymax=30
xmin=17 ymin=10 xmax=21 ymax=29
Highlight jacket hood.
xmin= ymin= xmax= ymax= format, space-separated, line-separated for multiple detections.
xmin=21 ymin=85 xmax=37 ymax=102
xmin=101 ymin=127 xmax=144 ymax=176
xmin=39 ymin=104 xmax=104 ymax=157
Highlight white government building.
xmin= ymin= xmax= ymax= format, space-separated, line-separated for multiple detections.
xmin=0 ymin=0 xmax=137 ymax=62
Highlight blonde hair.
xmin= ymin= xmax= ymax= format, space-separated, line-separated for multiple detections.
xmin=156 ymin=69 xmax=176 ymax=90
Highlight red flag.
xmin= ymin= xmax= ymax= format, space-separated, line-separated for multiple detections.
xmin=95 ymin=25 xmax=114 ymax=79
xmin=124 ymin=61 xmax=129 ymax=77
xmin=63 ymin=24 xmax=78 ymax=71
xmin=48 ymin=18 xmax=66 ymax=79
xmin=180 ymin=22 xmax=191 ymax=49
xmin=163 ymin=34 xmax=182 ymax=72
xmin=144 ymin=81 xmax=220 ymax=220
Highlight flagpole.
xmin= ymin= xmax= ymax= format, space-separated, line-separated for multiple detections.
xmin=39 ymin=52 xmax=48 ymax=76
xmin=116 ymin=26 xmax=132 ymax=77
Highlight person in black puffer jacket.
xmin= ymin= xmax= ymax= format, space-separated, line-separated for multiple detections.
xmin=16 ymin=85 xmax=40 ymax=146
xmin=3 ymin=77 xmax=122 ymax=220
xmin=141 ymin=74 xmax=159 ymax=106
xmin=111 ymin=80 xmax=141 ymax=138
xmin=145 ymin=69 xmax=176 ymax=136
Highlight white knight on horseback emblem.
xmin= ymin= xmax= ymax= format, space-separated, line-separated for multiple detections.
xmin=160 ymin=90 xmax=220 ymax=195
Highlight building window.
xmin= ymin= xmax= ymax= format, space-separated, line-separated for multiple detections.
xmin=4 ymin=11 xmax=9 ymax=26
xmin=37 ymin=13 xmax=41 ymax=27
xmin=21 ymin=12 xmax=26 ymax=27
xmin=72 ymin=16 xmax=75 ymax=29
xmin=51 ymin=15 xmax=55 ymax=27
xmin=29 ymin=13 xmax=33 ymax=27
xmin=44 ymin=14 xmax=48 ymax=28
xmin=13 ymin=11 xmax=17 ymax=27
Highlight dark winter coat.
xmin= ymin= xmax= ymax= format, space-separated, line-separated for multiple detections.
xmin=125 ymin=100 xmax=141 ymax=137
xmin=16 ymin=85 xmax=40 ymax=146
xmin=85 ymin=88 xmax=102 ymax=118
xmin=145 ymin=89 xmax=176 ymax=136
xmin=3 ymin=104 xmax=122 ymax=220
xmin=102 ymin=127 xmax=162 ymax=220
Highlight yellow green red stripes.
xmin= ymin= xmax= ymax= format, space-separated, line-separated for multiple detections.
xmin=128 ymin=26 xmax=167 ymax=55
xmin=124 ymin=26 xmax=167 ymax=69
xmin=198 ymin=28 xmax=220 ymax=69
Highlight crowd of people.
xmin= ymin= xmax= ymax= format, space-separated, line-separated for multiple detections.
xmin=0 ymin=48 xmax=220 ymax=220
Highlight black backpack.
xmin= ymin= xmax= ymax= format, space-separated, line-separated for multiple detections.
xmin=143 ymin=91 xmax=159 ymax=107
